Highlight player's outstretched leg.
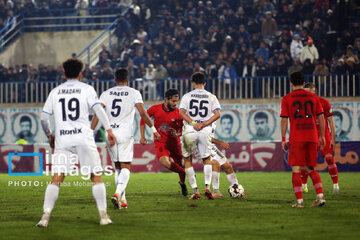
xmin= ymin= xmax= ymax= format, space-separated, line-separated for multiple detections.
xmin=159 ymin=156 xmax=187 ymax=196
xmin=291 ymin=168 xmax=304 ymax=208
xmin=211 ymin=160 xmax=222 ymax=198
xmin=325 ymin=155 xmax=339 ymax=193
xmin=307 ymin=168 xmax=326 ymax=207
xmin=113 ymin=164 xmax=130 ymax=209
xmin=222 ymin=162 xmax=246 ymax=197
xmin=300 ymin=166 xmax=309 ymax=193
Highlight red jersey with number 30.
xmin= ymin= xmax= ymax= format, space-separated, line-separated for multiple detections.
xmin=316 ymin=97 xmax=333 ymax=142
xmin=280 ymin=89 xmax=324 ymax=143
xmin=140 ymin=104 xmax=183 ymax=143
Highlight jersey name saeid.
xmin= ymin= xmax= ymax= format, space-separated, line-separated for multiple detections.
xmin=109 ymin=91 xmax=129 ymax=96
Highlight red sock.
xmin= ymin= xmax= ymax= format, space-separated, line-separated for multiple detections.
xmin=325 ymin=156 xmax=338 ymax=184
xmin=292 ymin=173 xmax=303 ymax=200
xmin=309 ymin=170 xmax=323 ymax=194
xmin=300 ymin=167 xmax=308 ymax=184
xmin=169 ymin=162 xmax=186 ymax=183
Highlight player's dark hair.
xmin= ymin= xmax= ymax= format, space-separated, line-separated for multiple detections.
xmin=115 ymin=68 xmax=128 ymax=83
xmin=19 ymin=133 xmax=25 ymax=139
xmin=191 ymin=72 xmax=206 ymax=84
xmin=290 ymin=71 xmax=305 ymax=86
xmin=20 ymin=115 xmax=31 ymax=124
xmin=304 ymin=82 xmax=316 ymax=90
xmin=165 ymin=89 xmax=179 ymax=99
xmin=254 ymin=111 xmax=268 ymax=121
xmin=221 ymin=114 xmax=233 ymax=123
xmin=62 ymin=58 xmax=83 ymax=79
xmin=333 ymin=111 xmax=343 ymax=121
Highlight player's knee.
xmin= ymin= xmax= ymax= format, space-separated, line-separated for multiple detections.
xmin=159 ymin=157 xmax=170 ymax=168
xmin=51 ymin=173 xmax=65 ymax=186
xmin=212 ymin=161 xmax=220 ymax=171
xmin=292 ymin=166 xmax=301 ymax=173
xmin=91 ymin=174 xmax=103 ymax=184
xmin=120 ymin=162 xmax=131 ymax=171
xmin=305 ymin=166 xmax=314 ymax=173
xmin=221 ymin=162 xmax=234 ymax=174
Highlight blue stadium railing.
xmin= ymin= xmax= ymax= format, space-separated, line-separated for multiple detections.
xmin=0 ymin=74 xmax=359 ymax=104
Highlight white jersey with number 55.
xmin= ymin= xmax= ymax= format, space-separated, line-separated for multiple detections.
xmin=42 ymin=80 xmax=101 ymax=148
xmin=99 ymin=86 xmax=143 ymax=139
xmin=179 ymin=88 xmax=221 ymax=132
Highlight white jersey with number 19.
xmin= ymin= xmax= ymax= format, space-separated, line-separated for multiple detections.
xmin=42 ymin=80 xmax=101 ymax=148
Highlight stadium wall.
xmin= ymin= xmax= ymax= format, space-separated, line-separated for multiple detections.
xmin=0 ymin=30 xmax=102 ymax=67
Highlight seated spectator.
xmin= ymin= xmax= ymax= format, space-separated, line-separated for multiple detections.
xmin=255 ymin=42 xmax=269 ymax=63
xmin=133 ymin=50 xmax=147 ymax=67
xmin=302 ymin=59 xmax=315 ymax=75
xmin=288 ymin=59 xmax=303 ymax=75
xmin=256 ymin=57 xmax=268 ymax=76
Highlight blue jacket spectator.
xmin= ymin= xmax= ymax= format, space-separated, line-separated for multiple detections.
xmin=255 ymin=42 xmax=269 ymax=63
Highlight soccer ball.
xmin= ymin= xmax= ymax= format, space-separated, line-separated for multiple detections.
xmin=228 ymin=184 xmax=244 ymax=198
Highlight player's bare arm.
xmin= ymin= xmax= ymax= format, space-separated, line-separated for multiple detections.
xmin=139 ymin=124 xmax=147 ymax=145
xmin=136 ymin=103 xmax=161 ymax=141
xmin=90 ymin=103 xmax=105 ymax=130
xmin=281 ymin=117 xmax=288 ymax=152
xmin=211 ymin=138 xmax=230 ymax=150
xmin=328 ymin=115 xmax=336 ymax=149
xmin=202 ymin=110 xmax=221 ymax=128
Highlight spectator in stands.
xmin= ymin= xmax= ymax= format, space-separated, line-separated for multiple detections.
xmin=261 ymin=11 xmax=277 ymax=37
xmin=288 ymin=59 xmax=303 ymax=75
xmin=99 ymin=63 xmax=113 ymax=80
xmin=300 ymin=39 xmax=319 ymax=64
xmin=133 ymin=50 xmax=147 ymax=67
xmin=266 ymin=58 xmax=277 ymax=76
xmin=256 ymin=57 xmax=268 ymax=76
xmin=318 ymin=40 xmax=332 ymax=61
xmin=75 ymin=0 xmax=89 ymax=29
xmin=290 ymin=34 xmax=303 ymax=61
xmin=325 ymin=9 xmax=338 ymax=55
xmin=343 ymin=45 xmax=359 ymax=64
xmin=127 ymin=59 xmax=141 ymax=79
xmin=302 ymin=59 xmax=315 ymax=75
xmin=334 ymin=58 xmax=346 ymax=75
xmin=344 ymin=57 xmax=358 ymax=74
xmin=255 ymin=41 xmax=269 ymax=63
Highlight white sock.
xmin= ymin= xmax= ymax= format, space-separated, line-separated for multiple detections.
xmin=317 ymin=193 xmax=324 ymax=198
xmin=115 ymin=168 xmax=130 ymax=196
xmin=114 ymin=169 xmax=121 ymax=186
xmin=92 ymin=183 xmax=107 ymax=216
xmin=204 ymin=164 xmax=212 ymax=188
xmin=212 ymin=171 xmax=220 ymax=191
xmin=226 ymin=173 xmax=238 ymax=185
xmin=302 ymin=183 xmax=308 ymax=188
xmin=334 ymin=183 xmax=339 ymax=188
xmin=185 ymin=167 xmax=197 ymax=191
xmin=43 ymin=184 xmax=59 ymax=214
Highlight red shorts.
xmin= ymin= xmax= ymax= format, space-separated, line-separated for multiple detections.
xmin=155 ymin=141 xmax=182 ymax=164
xmin=321 ymin=139 xmax=333 ymax=157
xmin=288 ymin=142 xmax=318 ymax=167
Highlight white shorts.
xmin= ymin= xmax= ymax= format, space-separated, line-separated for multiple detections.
xmin=182 ymin=129 xmax=212 ymax=159
xmin=52 ymin=140 xmax=102 ymax=174
xmin=210 ymin=145 xmax=227 ymax=166
xmin=107 ymin=137 xmax=134 ymax=163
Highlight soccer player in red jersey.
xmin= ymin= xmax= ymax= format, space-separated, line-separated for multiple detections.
xmin=301 ymin=82 xmax=339 ymax=193
xmin=140 ymin=89 xmax=188 ymax=196
xmin=280 ymin=72 xmax=326 ymax=208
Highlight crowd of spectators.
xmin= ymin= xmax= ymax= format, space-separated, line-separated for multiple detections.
xmin=1 ymin=0 xmax=360 ymax=86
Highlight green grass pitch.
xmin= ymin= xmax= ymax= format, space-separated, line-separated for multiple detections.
xmin=0 ymin=172 xmax=359 ymax=240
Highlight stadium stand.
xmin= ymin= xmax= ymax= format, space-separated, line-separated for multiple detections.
xmin=0 ymin=0 xmax=359 ymax=102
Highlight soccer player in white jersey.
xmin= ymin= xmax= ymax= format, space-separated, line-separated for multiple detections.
xmin=37 ymin=59 xmax=116 ymax=227
xmin=194 ymin=123 xmax=244 ymax=198
xmin=179 ymin=72 xmax=221 ymax=200
xmin=91 ymin=68 xmax=160 ymax=209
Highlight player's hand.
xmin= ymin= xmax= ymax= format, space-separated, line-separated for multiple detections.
xmin=48 ymin=134 xmax=55 ymax=149
xmin=319 ymin=136 xmax=326 ymax=150
xmin=140 ymin=136 xmax=147 ymax=145
xmin=169 ymin=127 xmax=181 ymax=137
xmin=107 ymin=129 xmax=116 ymax=147
xmin=281 ymin=141 xmax=288 ymax=153
xmin=219 ymin=141 xmax=230 ymax=150
xmin=194 ymin=123 xmax=204 ymax=131
xmin=154 ymin=132 xmax=161 ymax=141
xmin=330 ymin=139 xmax=335 ymax=149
